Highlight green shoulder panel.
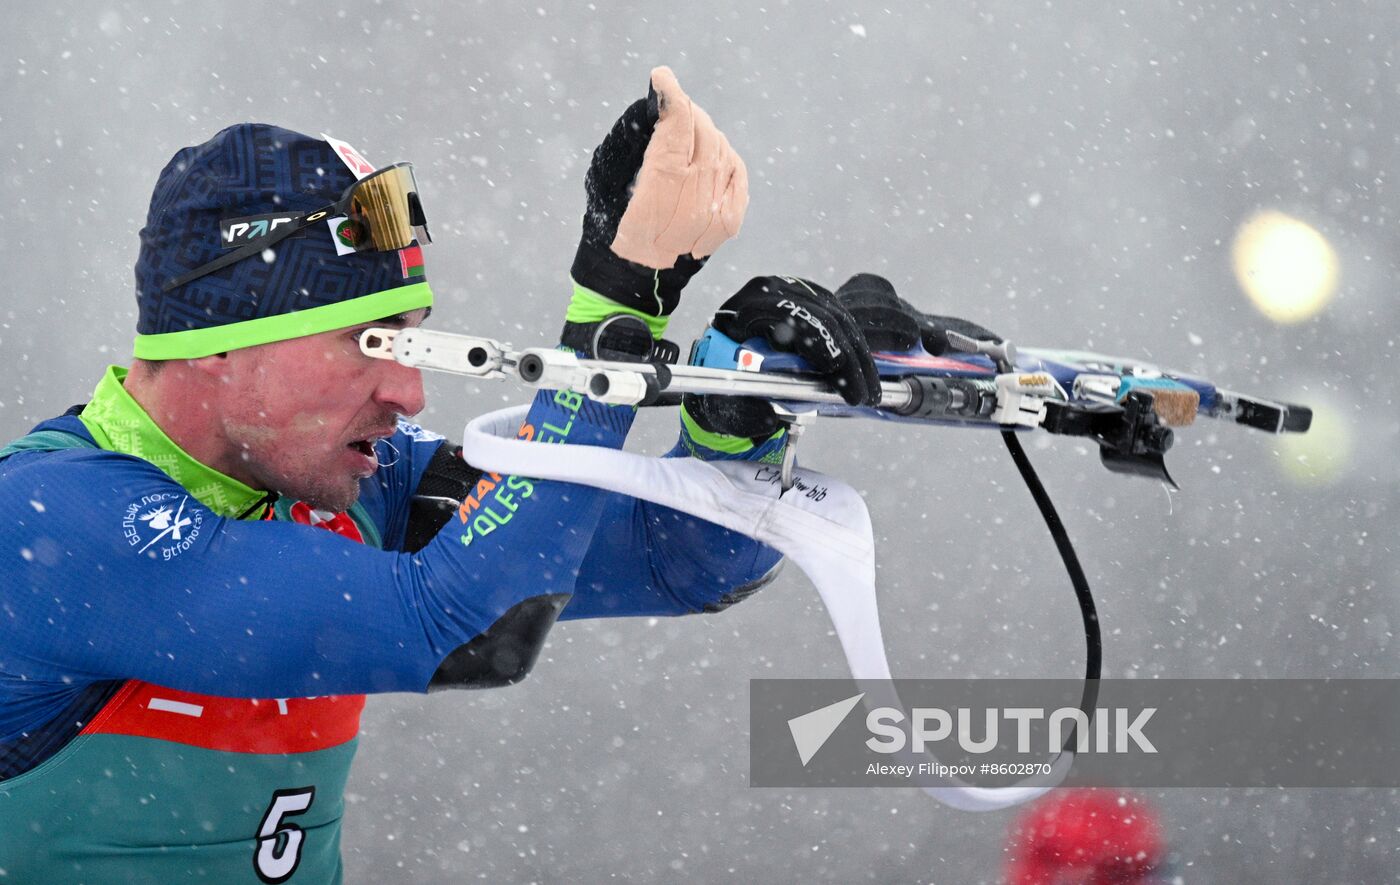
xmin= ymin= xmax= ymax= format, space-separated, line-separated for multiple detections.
xmin=0 ymin=429 xmax=95 ymax=462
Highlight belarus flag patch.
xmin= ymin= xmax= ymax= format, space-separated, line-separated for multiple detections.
xmin=398 ymin=244 xmax=425 ymax=280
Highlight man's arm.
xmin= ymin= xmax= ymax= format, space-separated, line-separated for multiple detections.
xmin=0 ymin=387 xmax=630 ymax=737
xmin=558 ymin=273 xmax=888 ymax=619
xmin=559 ymin=426 xmax=787 ymax=621
xmin=370 ymin=413 xmax=785 ymax=622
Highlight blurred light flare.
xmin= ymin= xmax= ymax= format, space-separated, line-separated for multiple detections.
xmin=1230 ymin=210 xmax=1339 ymax=324
xmin=1276 ymin=398 xmax=1351 ymax=487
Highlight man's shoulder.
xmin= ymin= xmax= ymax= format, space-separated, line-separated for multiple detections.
xmin=1 ymin=442 xmax=154 ymax=472
xmin=0 ymin=426 xmax=179 ymax=500
xmin=0 ymin=438 xmax=207 ymax=562
xmin=0 ymin=412 xmax=93 ymax=458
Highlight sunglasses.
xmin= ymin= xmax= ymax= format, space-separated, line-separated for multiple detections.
xmin=163 ymin=162 xmax=431 ymax=292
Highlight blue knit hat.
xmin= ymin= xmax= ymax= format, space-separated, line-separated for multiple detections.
xmin=133 ymin=123 xmax=433 ymax=359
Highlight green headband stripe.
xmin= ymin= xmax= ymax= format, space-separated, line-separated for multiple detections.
xmin=132 ymin=283 xmax=434 ymax=359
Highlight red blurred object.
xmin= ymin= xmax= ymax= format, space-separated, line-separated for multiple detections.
xmin=1005 ymin=789 xmax=1164 ymax=884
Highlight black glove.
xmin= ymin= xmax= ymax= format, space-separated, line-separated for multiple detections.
xmin=684 ymin=276 xmax=881 ymax=441
xmin=571 ymin=89 xmax=706 ymax=317
xmin=572 ymin=62 xmax=757 ymax=318
xmin=823 ymin=273 xmax=1002 ymax=355
xmin=834 ymin=272 xmax=1002 ymax=356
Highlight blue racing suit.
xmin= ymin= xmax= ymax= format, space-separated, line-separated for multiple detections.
xmin=0 ymin=364 xmax=783 ymax=883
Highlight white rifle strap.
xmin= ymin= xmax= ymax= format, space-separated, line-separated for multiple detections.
xmin=460 ymin=405 xmax=1066 ymax=810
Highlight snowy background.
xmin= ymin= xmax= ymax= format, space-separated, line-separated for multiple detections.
xmin=3 ymin=1 xmax=1396 ymax=881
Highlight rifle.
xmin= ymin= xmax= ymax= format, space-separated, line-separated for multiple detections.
xmin=360 ymin=319 xmax=1312 ymax=490
xmin=362 ymin=319 xmax=1312 ymax=803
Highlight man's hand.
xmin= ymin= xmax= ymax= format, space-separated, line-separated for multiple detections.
xmin=834 ymin=272 xmax=1002 ymax=356
xmin=684 ymin=274 xmax=1004 ymax=443
xmin=570 ymin=66 xmax=749 ymax=321
xmin=611 ymin=67 xmax=748 ymax=269
xmin=684 ymin=276 xmax=880 ymax=442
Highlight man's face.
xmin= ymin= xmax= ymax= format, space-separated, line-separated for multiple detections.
xmin=216 ymin=309 xmax=428 ymax=512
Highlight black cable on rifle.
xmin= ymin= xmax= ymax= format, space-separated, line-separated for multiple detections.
xmin=1000 ymin=430 xmax=1101 ymax=753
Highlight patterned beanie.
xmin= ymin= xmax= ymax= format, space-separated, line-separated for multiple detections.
xmin=133 ymin=123 xmax=432 ymax=359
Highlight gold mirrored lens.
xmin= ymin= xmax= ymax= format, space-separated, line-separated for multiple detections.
xmin=347 ymin=164 xmax=419 ymax=252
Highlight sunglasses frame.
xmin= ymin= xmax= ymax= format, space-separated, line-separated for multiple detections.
xmin=162 ymin=162 xmax=427 ymax=293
